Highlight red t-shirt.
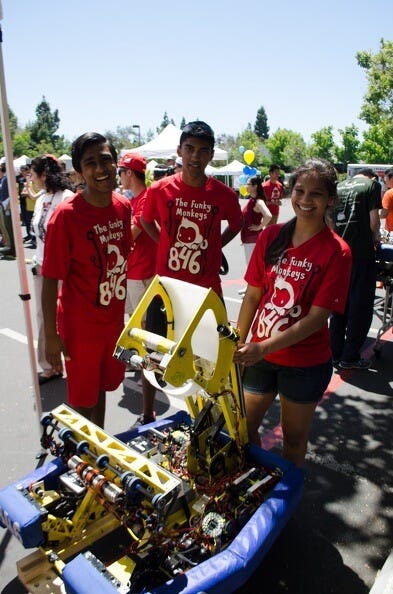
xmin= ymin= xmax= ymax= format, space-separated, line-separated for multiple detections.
xmin=143 ymin=173 xmax=243 ymax=295
xmin=241 ymin=198 xmax=263 ymax=243
xmin=262 ymin=179 xmax=284 ymax=217
xmin=245 ymin=224 xmax=352 ymax=366
xmin=42 ymin=192 xmax=132 ymax=337
xmin=127 ymin=189 xmax=157 ymax=280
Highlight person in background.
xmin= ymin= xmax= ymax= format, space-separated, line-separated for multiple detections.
xmin=380 ymin=168 xmax=393 ymax=240
xmin=234 ymin=158 xmax=352 ymax=467
xmin=174 ymin=156 xmax=182 ymax=174
xmin=30 ymin=154 xmax=74 ymax=384
xmin=329 ymin=168 xmax=381 ymax=370
xmin=118 ymin=152 xmax=157 ymax=319
xmin=263 ymin=164 xmax=284 ymax=225
xmin=0 ymin=163 xmax=16 ymax=258
xmin=139 ymin=120 xmax=243 ymax=425
xmin=241 ymin=176 xmax=272 ymax=263
xmin=41 ymin=133 xmax=132 ymax=427
xmin=18 ymin=165 xmax=34 ymax=244
xmin=238 ymin=176 xmax=272 ymax=296
xmin=68 ymin=168 xmax=85 ymax=193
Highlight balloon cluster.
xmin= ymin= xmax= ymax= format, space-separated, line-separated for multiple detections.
xmin=238 ymin=146 xmax=257 ymax=196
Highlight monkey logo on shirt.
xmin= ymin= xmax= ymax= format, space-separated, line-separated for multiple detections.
xmin=256 ymin=276 xmax=302 ymax=338
xmin=169 ymin=217 xmax=208 ymax=274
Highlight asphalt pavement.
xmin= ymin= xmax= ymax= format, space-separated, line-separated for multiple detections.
xmin=0 ymin=198 xmax=392 ymax=594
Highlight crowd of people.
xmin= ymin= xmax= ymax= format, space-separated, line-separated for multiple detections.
xmin=0 ymin=120 xmax=390 ymax=467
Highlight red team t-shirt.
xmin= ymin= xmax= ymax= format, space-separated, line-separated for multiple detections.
xmin=127 ymin=189 xmax=157 ymax=280
xmin=42 ymin=192 xmax=132 ymax=338
xmin=143 ymin=173 xmax=243 ymax=296
xmin=245 ymin=224 xmax=352 ymax=366
xmin=262 ymin=179 xmax=284 ymax=218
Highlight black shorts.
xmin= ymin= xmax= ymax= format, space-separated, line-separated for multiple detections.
xmin=242 ymin=358 xmax=332 ymax=404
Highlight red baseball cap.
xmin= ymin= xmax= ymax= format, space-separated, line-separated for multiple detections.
xmin=118 ymin=152 xmax=146 ymax=173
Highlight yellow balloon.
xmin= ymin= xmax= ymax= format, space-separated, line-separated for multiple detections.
xmin=239 ymin=185 xmax=248 ymax=197
xmin=244 ymin=149 xmax=255 ymax=165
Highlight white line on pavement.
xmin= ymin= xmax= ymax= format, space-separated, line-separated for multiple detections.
xmin=0 ymin=327 xmax=37 ymax=347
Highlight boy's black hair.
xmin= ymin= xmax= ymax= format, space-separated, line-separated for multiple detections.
xmin=72 ymin=132 xmax=117 ymax=173
xmin=179 ymin=121 xmax=215 ymax=149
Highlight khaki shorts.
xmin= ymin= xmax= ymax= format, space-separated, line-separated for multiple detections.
xmin=125 ymin=277 xmax=154 ymax=316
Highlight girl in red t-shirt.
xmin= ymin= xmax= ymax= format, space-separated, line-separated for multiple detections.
xmin=234 ymin=158 xmax=352 ymax=466
xmin=241 ymin=176 xmax=272 ymax=262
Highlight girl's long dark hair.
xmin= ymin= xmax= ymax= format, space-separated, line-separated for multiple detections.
xmin=31 ymin=154 xmax=72 ymax=194
xmin=265 ymin=158 xmax=337 ymax=266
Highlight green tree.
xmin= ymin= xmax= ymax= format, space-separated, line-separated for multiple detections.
xmin=335 ymin=125 xmax=360 ymax=167
xmin=29 ymin=97 xmax=60 ymax=147
xmin=105 ymin=126 xmax=139 ymax=153
xmin=0 ymin=105 xmax=19 ymax=154
xmin=254 ymin=105 xmax=269 ymax=140
xmin=156 ymin=111 xmax=171 ymax=133
xmin=180 ymin=117 xmax=186 ymax=129
xmin=356 ymin=38 xmax=393 ymax=161
xmin=234 ymin=129 xmax=262 ymax=164
xmin=359 ymin=123 xmax=393 ymax=162
xmin=308 ymin=126 xmax=337 ymax=161
xmin=281 ymin=133 xmax=308 ymax=170
xmin=265 ymin=128 xmax=306 ymax=170
xmin=13 ymin=130 xmax=33 ymax=156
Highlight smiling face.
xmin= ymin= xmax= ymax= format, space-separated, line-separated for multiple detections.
xmin=178 ymin=136 xmax=214 ymax=187
xmin=79 ymin=142 xmax=117 ymax=205
xmin=291 ymin=172 xmax=333 ymax=221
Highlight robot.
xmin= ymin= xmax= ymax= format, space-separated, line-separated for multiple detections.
xmin=0 ymin=276 xmax=303 ymax=594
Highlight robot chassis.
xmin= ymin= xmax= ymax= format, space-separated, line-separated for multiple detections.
xmin=0 ymin=276 xmax=300 ymax=594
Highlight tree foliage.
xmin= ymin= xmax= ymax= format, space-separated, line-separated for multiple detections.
xmin=265 ymin=129 xmax=307 ymax=170
xmin=359 ymin=123 xmax=393 ymax=163
xmin=27 ymin=96 xmax=70 ymax=156
xmin=254 ymin=106 xmax=269 ymax=140
xmin=105 ymin=126 xmax=140 ymax=153
xmin=156 ymin=111 xmax=175 ymax=134
xmin=356 ymin=38 xmax=393 ymax=162
xmin=308 ymin=126 xmax=336 ymax=161
xmin=335 ymin=125 xmax=360 ymax=166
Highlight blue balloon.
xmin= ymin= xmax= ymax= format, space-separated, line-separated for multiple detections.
xmin=249 ymin=167 xmax=257 ymax=175
xmin=243 ymin=166 xmax=252 ymax=175
xmin=238 ymin=174 xmax=248 ymax=185
xmin=239 ymin=145 xmax=245 ymax=154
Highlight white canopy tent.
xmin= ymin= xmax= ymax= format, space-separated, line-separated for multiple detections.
xmin=58 ymin=153 xmax=72 ymax=172
xmin=120 ymin=123 xmax=228 ymax=162
xmin=13 ymin=154 xmax=31 ymax=170
xmin=211 ymin=159 xmax=245 ymax=176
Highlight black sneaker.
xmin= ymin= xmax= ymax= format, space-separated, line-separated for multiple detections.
xmin=339 ymin=359 xmax=371 ymax=370
xmin=131 ymin=414 xmax=156 ymax=428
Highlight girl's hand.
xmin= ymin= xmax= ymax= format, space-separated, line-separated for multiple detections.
xmin=234 ymin=342 xmax=267 ymax=366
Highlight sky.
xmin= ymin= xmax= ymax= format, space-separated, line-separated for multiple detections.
xmin=1 ymin=0 xmax=391 ymax=146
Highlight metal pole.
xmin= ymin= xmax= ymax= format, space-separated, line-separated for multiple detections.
xmin=0 ymin=17 xmax=42 ymax=425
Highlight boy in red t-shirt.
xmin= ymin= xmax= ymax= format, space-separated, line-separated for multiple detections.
xmin=138 ymin=121 xmax=243 ymax=425
xmin=262 ymin=164 xmax=284 ymax=225
xmin=41 ymin=133 xmax=132 ymax=428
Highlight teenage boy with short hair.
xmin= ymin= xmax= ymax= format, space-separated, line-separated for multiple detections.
xmin=137 ymin=120 xmax=243 ymax=425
